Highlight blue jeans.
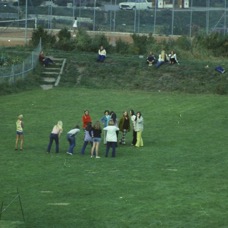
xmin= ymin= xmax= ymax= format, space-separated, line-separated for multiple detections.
xmin=47 ymin=133 xmax=59 ymax=153
xmin=67 ymin=134 xmax=76 ymax=154
xmin=156 ymin=61 xmax=164 ymax=68
xmin=97 ymin=55 xmax=106 ymax=62
xmin=81 ymin=141 xmax=93 ymax=155
xmin=105 ymin=142 xmax=116 ymax=157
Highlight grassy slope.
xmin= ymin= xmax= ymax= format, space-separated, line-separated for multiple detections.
xmin=0 ymin=88 xmax=228 ymax=227
xmin=57 ymin=51 xmax=228 ymax=95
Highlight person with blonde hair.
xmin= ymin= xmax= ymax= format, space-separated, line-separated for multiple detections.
xmin=156 ymin=50 xmax=167 ymax=68
xmin=47 ymin=121 xmax=63 ymax=153
xmin=15 ymin=114 xmax=24 ymax=151
xmin=103 ymin=119 xmax=119 ymax=158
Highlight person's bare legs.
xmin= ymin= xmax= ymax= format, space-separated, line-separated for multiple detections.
xmin=15 ymin=135 xmax=19 ymax=150
xmin=20 ymin=135 xmax=24 ymax=150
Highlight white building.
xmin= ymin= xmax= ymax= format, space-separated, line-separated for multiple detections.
xmin=156 ymin=0 xmax=189 ymax=9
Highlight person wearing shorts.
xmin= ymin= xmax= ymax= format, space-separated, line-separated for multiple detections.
xmin=91 ymin=121 xmax=102 ymax=158
xmin=15 ymin=114 xmax=24 ymax=151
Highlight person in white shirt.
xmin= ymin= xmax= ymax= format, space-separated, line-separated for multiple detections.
xmin=103 ymin=120 xmax=119 ymax=157
xmin=66 ymin=125 xmax=80 ymax=155
xmin=97 ymin=45 xmax=106 ymax=62
xmin=168 ymin=50 xmax=179 ymax=64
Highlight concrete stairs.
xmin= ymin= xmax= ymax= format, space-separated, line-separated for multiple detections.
xmin=40 ymin=58 xmax=67 ymax=90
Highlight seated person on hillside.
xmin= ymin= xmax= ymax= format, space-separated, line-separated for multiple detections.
xmin=97 ymin=46 xmax=106 ymax=62
xmin=39 ymin=51 xmax=54 ymax=67
xmin=156 ymin=50 xmax=167 ymax=68
xmin=146 ymin=52 xmax=156 ymax=66
xmin=168 ymin=50 xmax=179 ymax=64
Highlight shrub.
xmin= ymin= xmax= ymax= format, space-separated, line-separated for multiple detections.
xmin=55 ymin=28 xmax=76 ymax=51
xmin=75 ymin=29 xmax=92 ymax=51
xmin=90 ymin=33 xmax=110 ymax=52
xmin=115 ymin=39 xmax=130 ymax=54
xmin=131 ymin=34 xmax=148 ymax=54
xmin=30 ymin=26 xmax=56 ymax=48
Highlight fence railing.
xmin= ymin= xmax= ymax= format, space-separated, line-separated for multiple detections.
xmin=0 ymin=40 xmax=42 ymax=84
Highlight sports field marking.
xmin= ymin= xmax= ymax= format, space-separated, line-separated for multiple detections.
xmin=47 ymin=203 xmax=70 ymax=206
xmin=40 ymin=191 xmax=53 ymax=194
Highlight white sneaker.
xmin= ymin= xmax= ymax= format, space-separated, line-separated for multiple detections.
xmin=91 ymin=156 xmax=93 ymax=158
xmin=66 ymin=152 xmax=72 ymax=155
xmin=96 ymin=156 xmax=100 ymax=158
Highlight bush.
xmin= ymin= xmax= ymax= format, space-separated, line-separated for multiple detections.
xmin=30 ymin=26 xmax=56 ymax=48
xmin=55 ymin=28 xmax=76 ymax=51
xmin=75 ymin=29 xmax=92 ymax=51
xmin=90 ymin=34 xmax=110 ymax=52
xmin=115 ymin=39 xmax=130 ymax=54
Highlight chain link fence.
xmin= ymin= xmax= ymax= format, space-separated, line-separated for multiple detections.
xmin=0 ymin=40 xmax=41 ymax=84
xmin=0 ymin=1 xmax=227 ymax=37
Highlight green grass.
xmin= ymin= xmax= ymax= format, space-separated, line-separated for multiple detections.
xmin=0 ymin=87 xmax=228 ymax=227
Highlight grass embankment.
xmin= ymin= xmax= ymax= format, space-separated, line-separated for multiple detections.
xmin=57 ymin=51 xmax=228 ymax=95
xmin=0 ymin=88 xmax=228 ymax=227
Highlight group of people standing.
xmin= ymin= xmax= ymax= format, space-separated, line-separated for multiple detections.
xmin=46 ymin=109 xmax=144 ymax=158
xmin=15 ymin=109 xmax=144 ymax=158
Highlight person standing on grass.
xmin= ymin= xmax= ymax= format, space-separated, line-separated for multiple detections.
xmin=101 ymin=110 xmax=111 ymax=144
xmin=82 ymin=110 xmax=92 ymax=130
xmin=15 ymin=114 xmax=24 ymax=151
xmin=66 ymin=125 xmax=80 ymax=155
xmin=91 ymin=121 xmax=102 ymax=158
xmin=129 ymin=109 xmax=137 ymax=146
xmin=110 ymin=111 xmax=119 ymax=146
xmin=118 ymin=111 xmax=130 ymax=145
xmin=135 ymin=112 xmax=144 ymax=147
xmin=81 ymin=122 xmax=94 ymax=155
xmin=47 ymin=121 xmax=63 ymax=154
xmin=104 ymin=120 xmax=119 ymax=158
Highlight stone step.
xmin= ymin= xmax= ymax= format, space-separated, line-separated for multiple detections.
xmin=42 ymin=72 xmax=59 ymax=75
xmin=40 ymin=84 xmax=53 ymax=90
xmin=42 ymin=77 xmax=56 ymax=83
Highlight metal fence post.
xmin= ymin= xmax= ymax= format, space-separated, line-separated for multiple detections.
xmin=22 ymin=61 xmax=25 ymax=79
xmin=11 ymin=65 xmax=15 ymax=84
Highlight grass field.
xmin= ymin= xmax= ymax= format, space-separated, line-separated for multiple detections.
xmin=0 ymin=87 xmax=228 ymax=228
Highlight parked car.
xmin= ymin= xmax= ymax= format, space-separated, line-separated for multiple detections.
xmin=119 ymin=0 xmax=152 ymax=10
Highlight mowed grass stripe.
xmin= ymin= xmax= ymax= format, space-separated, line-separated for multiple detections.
xmin=0 ymin=88 xmax=228 ymax=227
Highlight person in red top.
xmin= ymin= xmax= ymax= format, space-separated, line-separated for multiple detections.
xmin=82 ymin=110 xmax=92 ymax=130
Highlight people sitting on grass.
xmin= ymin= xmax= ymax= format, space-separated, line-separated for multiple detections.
xmin=97 ymin=46 xmax=106 ymax=62
xmin=146 ymin=52 xmax=156 ymax=66
xmin=39 ymin=51 xmax=54 ymax=67
xmin=167 ymin=50 xmax=179 ymax=65
xmin=156 ymin=50 xmax=167 ymax=68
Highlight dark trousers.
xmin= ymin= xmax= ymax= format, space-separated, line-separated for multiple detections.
xmin=105 ymin=141 xmax=116 ymax=157
xmin=67 ymin=134 xmax=75 ymax=154
xmin=81 ymin=141 xmax=95 ymax=155
xmin=97 ymin=55 xmax=105 ymax=62
xmin=47 ymin=133 xmax=59 ymax=153
xmin=44 ymin=58 xmax=53 ymax=66
xmin=132 ymin=130 xmax=137 ymax=146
